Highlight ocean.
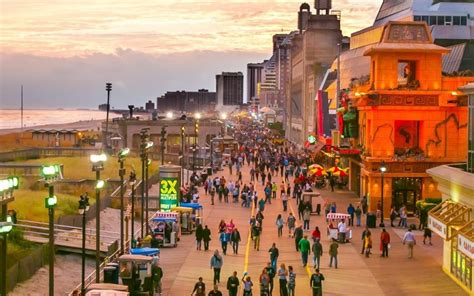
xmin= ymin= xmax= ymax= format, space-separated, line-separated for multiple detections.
xmin=0 ymin=109 xmax=121 ymax=130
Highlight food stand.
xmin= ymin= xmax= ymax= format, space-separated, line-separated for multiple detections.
xmin=118 ymin=254 xmax=153 ymax=295
xmin=326 ymin=213 xmax=352 ymax=243
xmin=86 ymin=283 xmax=129 ymax=296
xmin=179 ymin=202 xmax=204 ymax=226
xmin=150 ymin=212 xmax=179 ymax=247
xmin=171 ymin=206 xmax=194 ymax=234
xmin=301 ymin=192 xmax=324 ymax=215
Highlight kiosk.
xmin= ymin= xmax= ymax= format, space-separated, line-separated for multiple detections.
xmin=179 ymin=202 xmax=204 ymax=226
xmin=86 ymin=283 xmax=129 ymax=295
xmin=301 ymin=192 xmax=324 ymax=215
xmin=171 ymin=206 xmax=194 ymax=234
xmin=118 ymin=254 xmax=153 ymax=295
xmin=150 ymin=212 xmax=179 ymax=247
xmin=326 ymin=213 xmax=352 ymax=243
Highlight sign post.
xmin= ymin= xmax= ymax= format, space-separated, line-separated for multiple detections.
xmin=158 ymin=164 xmax=181 ymax=212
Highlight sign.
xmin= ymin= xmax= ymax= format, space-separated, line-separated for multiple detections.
xmin=338 ymin=148 xmax=361 ymax=155
xmin=428 ymin=215 xmax=447 ymax=239
xmin=159 ymin=177 xmax=179 ymax=212
xmin=458 ymin=234 xmax=474 ymax=259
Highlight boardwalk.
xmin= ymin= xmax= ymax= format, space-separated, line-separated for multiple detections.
xmin=153 ymin=162 xmax=466 ymax=296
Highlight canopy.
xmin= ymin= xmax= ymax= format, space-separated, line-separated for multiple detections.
xmin=180 ymin=202 xmax=203 ymax=210
xmin=153 ymin=211 xmax=179 ymax=219
xmin=119 ymin=254 xmax=153 ymax=262
xmin=326 ymin=213 xmax=350 ymax=220
xmin=327 ymin=166 xmax=349 ymax=177
xmin=130 ymin=247 xmax=160 ymax=256
xmin=171 ymin=206 xmax=193 ymax=213
xmin=152 ymin=217 xmax=177 ymax=223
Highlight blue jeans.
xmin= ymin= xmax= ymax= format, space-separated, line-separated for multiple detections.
xmin=271 ymin=258 xmax=277 ymax=271
xmin=313 ymin=255 xmax=320 ymax=268
xmin=356 ymin=216 xmax=361 ymax=226
xmin=330 ymin=255 xmax=338 ymax=268
xmin=301 ymin=251 xmax=309 ymax=266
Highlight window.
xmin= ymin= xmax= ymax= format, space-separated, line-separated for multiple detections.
xmin=422 ymin=16 xmax=429 ymax=24
xmin=414 ymin=15 xmax=421 ymax=21
xmin=437 ymin=16 xmax=445 ymax=26
xmin=397 ymin=61 xmax=417 ymax=89
xmin=445 ymin=16 xmax=452 ymax=25
xmin=429 ymin=16 xmax=437 ymax=25
xmin=461 ymin=16 xmax=467 ymax=26
xmin=453 ymin=16 xmax=461 ymax=25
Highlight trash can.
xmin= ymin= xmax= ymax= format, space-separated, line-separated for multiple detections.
xmin=104 ymin=267 xmax=117 ymax=284
xmin=206 ymin=167 xmax=212 ymax=175
xmin=316 ymin=204 xmax=321 ymax=215
xmin=106 ymin=263 xmax=120 ymax=284
xmin=366 ymin=213 xmax=377 ymax=228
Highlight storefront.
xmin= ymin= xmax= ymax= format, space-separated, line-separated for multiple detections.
xmin=429 ymin=200 xmax=473 ymax=294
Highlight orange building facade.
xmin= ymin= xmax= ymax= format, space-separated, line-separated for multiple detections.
xmin=344 ymin=22 xmax=474 ymax=216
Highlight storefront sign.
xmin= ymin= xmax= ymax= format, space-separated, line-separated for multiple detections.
xmin=458 ymin=234 xmax=474 ymax=259
xmin=159 ymin=177 xmax=179 ymax=212
xmin=428 ymin=215 xmax=447 ymax=239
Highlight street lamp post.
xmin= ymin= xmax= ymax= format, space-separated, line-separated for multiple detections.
xmin=160 ymin=126 xmax=167 ymax=165
xmin=104 ymin=83 xmax=112 ymax=150
xmin=129 ymin=170 xmax=137 ymax=248
xmin=118 ymin=148 xmax=129 ymax=254
xmin=193 ymin=115 xmax=200 ymax=174
xmin=78 ymin=193 xmax=90 ymax=296
xmin=145 ymin=158 xmax=150 ymax=236
xmin=40 ymin=165 xmax=61 ymax=296
xmin=0 ymin=177 xmax=18 ymax=296
xmin=139 ymin=128 xmax=153 ymax=238
xmin=180 ymin=126 xmax=185 ymax=186
xmin=379 ymin=161 xmax=387 ymax=227
xmin=90 ymin=153 xmax=107 ymax=283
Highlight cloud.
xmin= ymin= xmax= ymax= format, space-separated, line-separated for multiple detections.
xmin=0 ymin=49 xmax=268 ymax=109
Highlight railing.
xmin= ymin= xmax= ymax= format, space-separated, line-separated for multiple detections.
xmin=67 ymin=226 xmax=144 ymax=295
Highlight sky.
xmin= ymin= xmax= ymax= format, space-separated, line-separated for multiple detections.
xmin=0 ymin=0 xmax=382 ymax=109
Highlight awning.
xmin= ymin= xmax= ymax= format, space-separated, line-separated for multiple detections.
xmin=428 ymin=200 xmax=471 ymax=240
xmin=457 ymin=221 xmax=473 ymax=259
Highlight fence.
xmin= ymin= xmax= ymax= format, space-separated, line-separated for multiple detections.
xmin=0 ymin=147 xmax=101 ymax=162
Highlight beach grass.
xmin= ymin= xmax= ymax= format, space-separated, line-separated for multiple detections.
xmin=10 ymin=189 xmax=96 ymax=222
xmin=8 ymin=156 xmax=158 ymax=180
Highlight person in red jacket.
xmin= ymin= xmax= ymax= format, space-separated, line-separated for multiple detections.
xmin=380 ymin=228 xmax=391 ymax=257
xmin=311 ymin=226 xmax=321 ymax=243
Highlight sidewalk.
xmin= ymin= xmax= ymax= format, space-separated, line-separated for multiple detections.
xmin=153 ymin=162 xmax=465 ymax=295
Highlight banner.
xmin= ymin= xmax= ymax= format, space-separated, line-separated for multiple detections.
xmin=159 ymin=177 xmax=179 ymax=212
xmin=458 ymin=234 xmax=474 ymax=259
xmin=428 ymin=215 xmax=447 ymax=239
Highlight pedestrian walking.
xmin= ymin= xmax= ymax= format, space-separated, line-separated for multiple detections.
xmin=298 ymin=201 xmax=305 ymax=220
xmin=355 ymin=205 xmax=362 ymax=226
xmin=231 ymin=228 xmax=241 ymax=254
xmin=403 ymin=228 xmax=416 ymax=258
xmin=310 ymin=269 xmax=325 ymax=296
xmin=364 ymin=231 xmax=372 ymax=258
xmin=252 ymin=222 xmax=262 ymax=251
xmin=328 ymin=241 xmax=338 ymax=269
xmin=277 ymin=263 xmax=288 ymax=296
xmin=242 ymin=274 xmax=253 ymax=296
xmin=219 ymin=230 xmax=228 ymax=255
xmin=294 ymin=226 xmax=303 ymax=252
xmin=210 ymin=186 xmax=216 ymax=205
xmin=196 ymin=224 xmax=204 ymax=250
xmin=226 ymin=271 xmax=240 ymax=296
xmin=272 ymin=182 xmax=278 ymax=199
xmin=210 ymin=250 xmax=223 ymax=285
xmin=287 ymin=213 xmax=296 ymax=237
xmin=399 ymin=205 xmax=408 ymax=228
xmin=287 ymin=266 xmax=296 ymax=296
xmin=347 ymin=203 xmax=355 ymax=226
xmin=259 ymin=268 xmax=271 ymax=296
xmin=265 ymin=262 xmax=276 ymax=295
xmin=311 ymin=226 xmax=321 ymax=243
xmin=282 ymin=191 xmax=288 ymax=212
xmin=152 ymin=262 xmax=163 ymax=295
xmin=303 ymin=208 xmax=311 ymax=231
xmin=208 ymin=285 xmax=223 ymax=296
xmin=390 ymin=206 xmax=397 ymax=227
xmin=192 ymin=277 xmax=206 ymax=296
xmin=202 ymin=225 xmax=211 ymax=251
xmin=276 ymin=214 xmax=284 ymax=237
xmin=298 ymin=235 xmax=311 ymax=267
xmin=312 ymin=239 xmax=323 ymax=268
xmin=360 ymin=227 xmax=369 ymax=254
xmin=269 ymin=243 xmax=279 ymax=271
xmin=380 ymin=228 xmax=391 ymax=258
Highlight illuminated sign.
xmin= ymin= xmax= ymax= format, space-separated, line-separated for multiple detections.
xmin=159 ymin=177 xmax=179 ymax=212
xmin=428 ymin=215 xmax=446 ymax=239
xmin=458 ymin=234 xmax=474 ymax=259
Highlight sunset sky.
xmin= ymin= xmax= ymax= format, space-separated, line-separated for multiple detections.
xmin=0 ymin=0 xmax=382 ymax=108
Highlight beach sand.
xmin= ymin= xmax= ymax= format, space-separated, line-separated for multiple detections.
xmin=0 ymin=119 xmax=103 ymax=136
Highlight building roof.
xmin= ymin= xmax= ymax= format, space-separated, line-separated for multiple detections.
xmin=442 ymin=42 xmax=467 ymax=73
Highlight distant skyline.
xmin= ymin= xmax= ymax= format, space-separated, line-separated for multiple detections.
xmin=0 ymin=0 xmax=382 ymax=109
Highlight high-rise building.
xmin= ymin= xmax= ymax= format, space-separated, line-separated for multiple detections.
xmin=286 ymin=1 xmax=342 ymax=145
xmin=216 ymin=72 xmax=244 ymax=106
xmin=247 ymin=63 xmax=264 ymax=102
xmin=157 ymin=89 xmax=216 ymax=113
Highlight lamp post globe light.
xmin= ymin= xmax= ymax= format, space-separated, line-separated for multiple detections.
xmin=166 ymin=111 xmax=173 ymax=119
xmin=90 ymin=153 xmax=107 ymax=283
xmin=78 ymin=193 xmax=90 ymax=296
xmin=40 ymin=165 xmax=61 ymax=296
xmin=0 ymin=176 xmax=19 ymax=296
xmin=118 ymin=147 xmax=130 ymax=255
xmin=379 ymin=161 xmax=387 ymax=227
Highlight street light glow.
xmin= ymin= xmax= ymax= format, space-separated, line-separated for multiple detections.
xmin=96 ymin=180 xmax=106 ymax=189
xmin=145 ymin=141 xmax=154 ymax=149
xmin=118 ymin=147 xmax=130 ymax=158
xmin=90 ymin=153 xmax=107 ymax=163
xmin=195 ymin=112 xmax=202 ymax=119
xmin=166 ymin=111 xmax=173 ymax=119
xmin=220 ymin=112 xmax=227 ymax=120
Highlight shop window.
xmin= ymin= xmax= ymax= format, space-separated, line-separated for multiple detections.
xmin=414 ymin=15 xmax=421 ymax=21
xmin=445 ymin=16 xmax=452 ymax=25
xmin=437 ymin=16 xmax=445 ymax=26
xmin=397 ymin=61 xmax=419 ymax=89
xmin=429 ymin=16 xmax=437 ymax=25
xmin=421 ymin=16 xmax=429 ymax=24
xmin=451 ymin=238 xmax=472 ymax=290
xmin=461 ymin=16 xmax=467 ymax=26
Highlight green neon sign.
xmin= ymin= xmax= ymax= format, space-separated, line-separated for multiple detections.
xmin=159 ymin=177 xmax=179 ymax=212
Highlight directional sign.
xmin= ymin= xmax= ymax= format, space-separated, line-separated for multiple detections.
xmin=159 ymin=177 xmax=179 ymax=212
